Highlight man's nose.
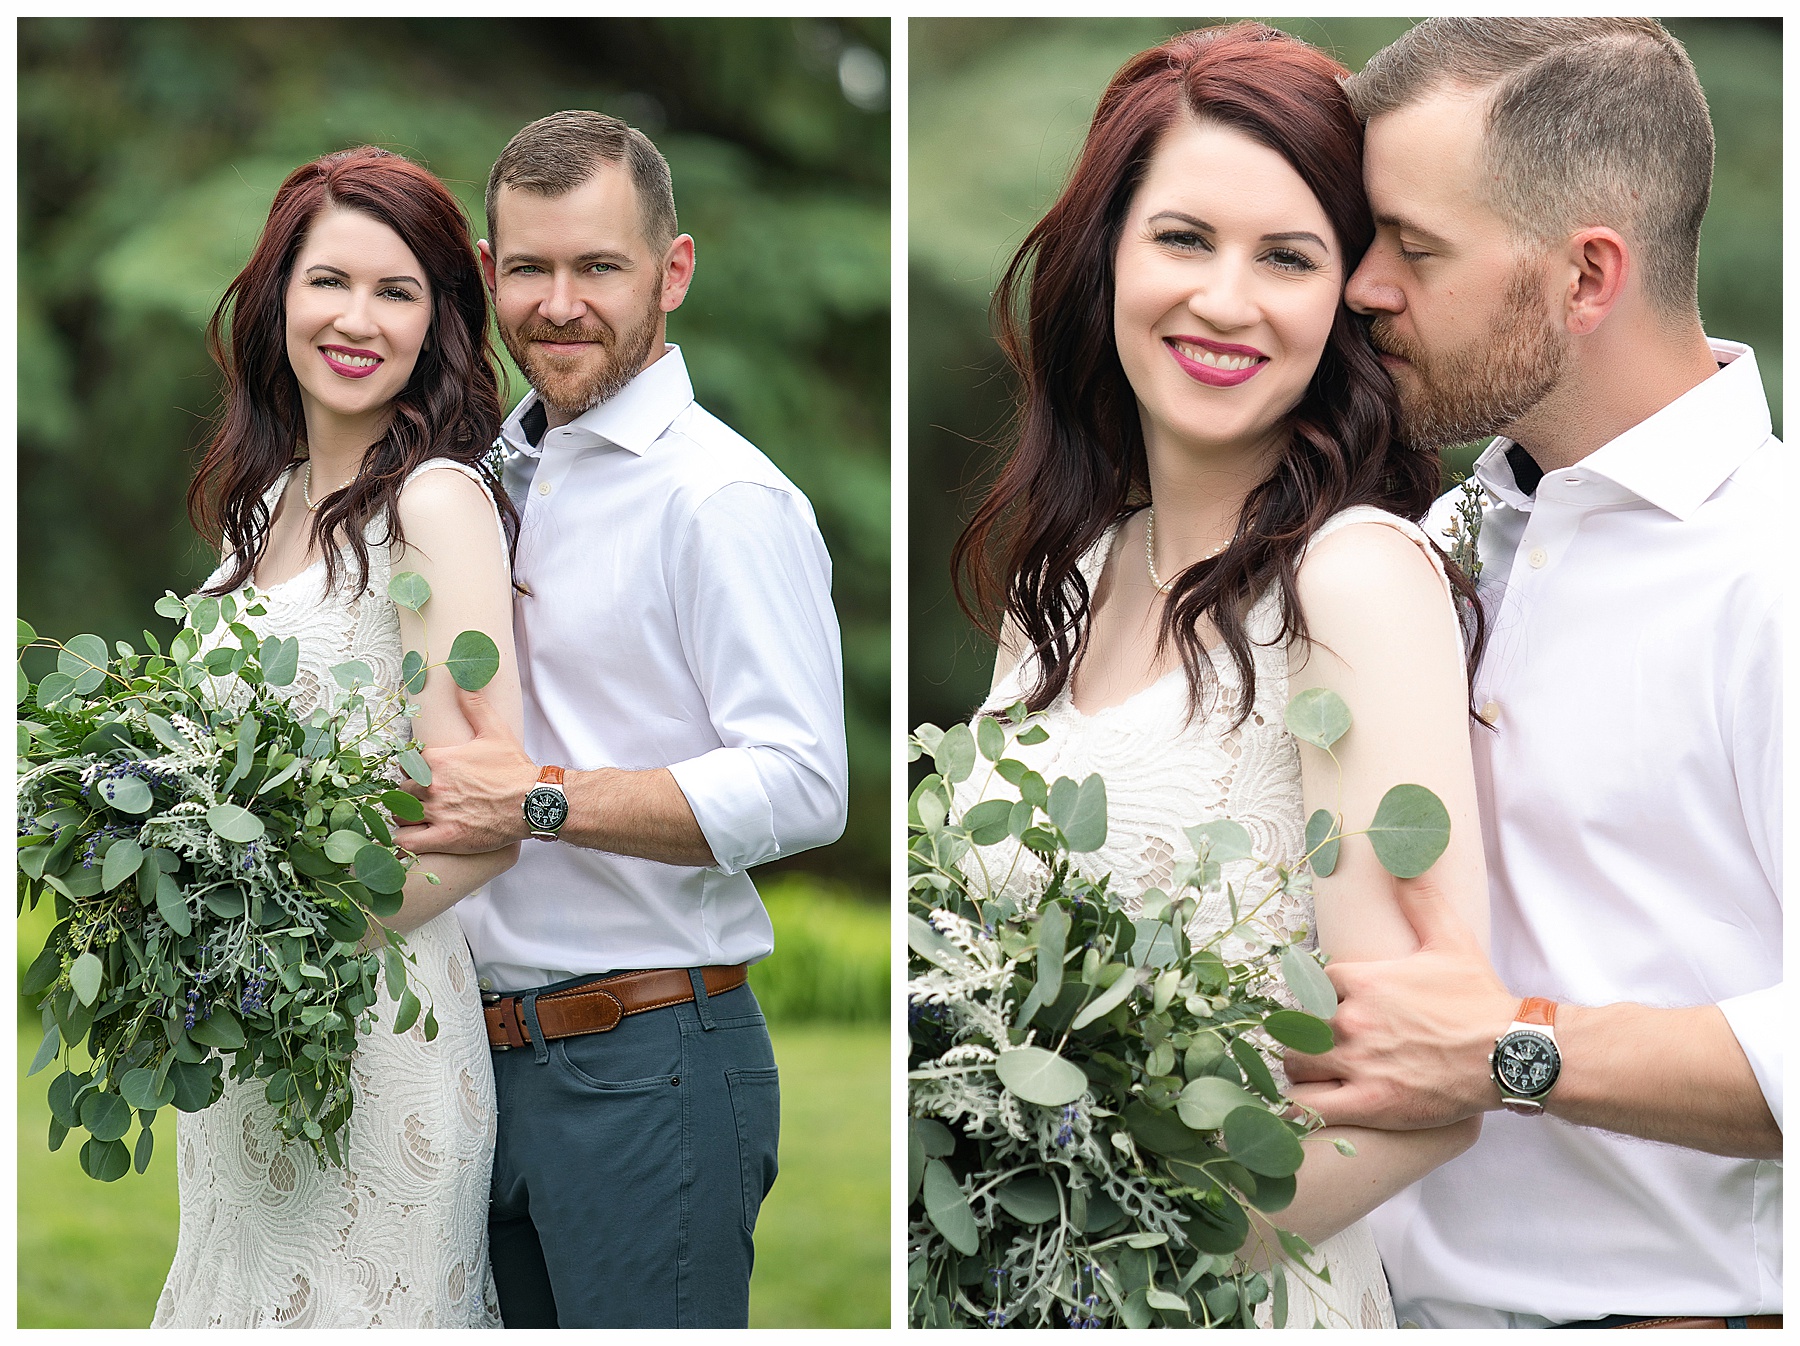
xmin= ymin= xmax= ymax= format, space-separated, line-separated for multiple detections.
xmin=541 ymin=272 xmax=588 ymax=326
xmin=1346 ymin=254 xmax=1404 ymax=316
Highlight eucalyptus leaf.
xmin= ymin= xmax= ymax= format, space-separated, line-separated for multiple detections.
xmin=353 ymin=845 xmax=408 ymax=895
xmin=101 ymin=838 xmax=144 ymax=891
xmin=994 ymin=1173 xmax=1061 ymax=1224
xmin=1034 ymin=902 xmax=1068 ymax=1006
xmin=1185 ymin=819 xmax=1251 ymax=864
xmin=1279 ymin=945 xmax=1337 ymax=1018
xmin=994 ymin=1046 xmax=1088 ymax=1106
xmin=381 ymin=789 xmax=425 ymax=824
xmin=261 ymin=635 xmax=299 ymax=688
xmin=1366 ymin=783 xmax=1451 ymax=878
xmin=922 ymin=1158 xmax=978 ymax=1255
xmin=69 ymin=953 xmax=104 ymax=1007
xmin=393 ymin=990 xmax=423 ymax=1035
xmin=80 ymin=1136 xmax=132 ymax=1182
xmin=1304 ymin=809 xmax=1341 ymax=877
xmin=400 ymin=649 xmax=426 ymax=696
xmin=907 ymin=914 xmax=968 ymax=971
xmin=913 ymin=1116 xmax=956 ymax=1157
xmin=98 ymin=774 xmax=153 ymax=815
xmin=397 ymin=746 xmax=431 ymax=786
xmin=18 ymin=616 xmax=39 ymax=646
xmin=1261 ymin=1010 xmax=1334 ymax=1055
xmin=445 ymin=629 xmax=500 ymax=691
xmin=206 ymin=802 xmax=264 ymax=844
xmin=80 ymin=1090 xmax=133 ymax=1143
xmin=1283 ymin=686 xmax=1351 ymax=751
xmin=1061 ymin=774 xmax=1108 ymax=853
xmin=976 ymin=715 xmax=1004 ymax=762
xmin=1222 ymin=1105 xmax=1305 ymax=1178
xmin=1070 ymin=966 xmax=1138 ymax=1031
xmin=387 ymin=570 xmax=432 ymax=612
xmin=330 ymin=660 xmax=374 ymax=690
xmin=933 ymin=722 xmax=976 ymax=784
xmin=1176 ymin=1075 xmax=1260 ymax=1131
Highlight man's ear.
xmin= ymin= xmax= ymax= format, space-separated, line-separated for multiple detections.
xmin=1561 ymin=227 xmax=1629 ymax=337
xmin=660 ymin=234 xmax=696 ymax=315
xmin=478 ymin=239 xmax=498 ymax=296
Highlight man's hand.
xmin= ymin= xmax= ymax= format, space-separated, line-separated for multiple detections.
xmin=1285 ymin=877 xmax=1517 ymax=1130
xmin=397 ymin=687 xmax=538 ymax=855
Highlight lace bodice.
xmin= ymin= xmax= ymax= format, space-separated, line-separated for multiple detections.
xmin=155 ymin=459 xmax=505 ymax=1328
xmin=957 ymin=505 xmax=1453 ymax=1330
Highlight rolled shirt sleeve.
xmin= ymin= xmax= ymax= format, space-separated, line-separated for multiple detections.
xmin=665 ymin=480 xmax=849 ymax=874
xmin=1718 ymin=985 xmax=1782 ymax=1131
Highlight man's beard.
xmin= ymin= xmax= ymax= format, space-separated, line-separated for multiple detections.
xmin=1372 ymin=259 xmax=1567 ymax=453
xmin=499 ymin=294 xmax=662 ymax=420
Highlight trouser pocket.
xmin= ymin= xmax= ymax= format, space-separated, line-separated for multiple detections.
xmin=724 ymin=1065 xmax=780 ymax=1233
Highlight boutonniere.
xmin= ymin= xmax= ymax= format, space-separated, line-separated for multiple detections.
xmin=1443 ymin=473 xmax=1487 ymax=585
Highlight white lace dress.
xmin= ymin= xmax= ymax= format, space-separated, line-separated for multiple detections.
xmin=153 ymin=459 xmax=503 ymax=1329
xmin=964 ymin=506 xmax=1451 ymax=1330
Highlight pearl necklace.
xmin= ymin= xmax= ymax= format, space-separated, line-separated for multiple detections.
xmin=301 ymin=460 xmax=354 ymax=511
xmin=1145 ymin=507 xmax=1227 ymax=594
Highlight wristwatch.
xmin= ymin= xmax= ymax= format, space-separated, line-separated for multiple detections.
xmin=1490 ymin=996 xmax=1562 ymax=1115
xmin=522 ymin=765 xmax=570 ymax=841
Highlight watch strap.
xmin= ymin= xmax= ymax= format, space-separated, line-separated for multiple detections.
xmin=1515 ymin=996 xmax=1556 ymax=1029
xmin=538 ymin=765 xmax=565 ymax=787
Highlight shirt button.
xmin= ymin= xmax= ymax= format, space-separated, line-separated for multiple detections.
xmin=537 ymin=481 xmax=552 ymax=497
xmin=1479 ymin=700 xmax=1501 ymax=726
xmin=1528 ymin=547 xmax=1547 ymax=569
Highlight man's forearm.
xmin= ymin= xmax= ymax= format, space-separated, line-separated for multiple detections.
xmin=1549 ymin=1001 xmax=1779 ymax=1160
xmin=554 ymin=765 xmax=717 ymax=869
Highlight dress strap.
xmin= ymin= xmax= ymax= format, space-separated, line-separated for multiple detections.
xmin=1310 ymin=504 xmax=1457 ymax=609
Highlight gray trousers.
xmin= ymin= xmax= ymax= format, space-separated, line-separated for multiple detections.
xmin=486 ymin=973 xmax=780 ymax=1327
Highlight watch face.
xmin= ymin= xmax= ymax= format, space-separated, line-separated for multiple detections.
xmin=1495 ymin=1031 xmax=1560 ymax=1097
xmin=523 ymin=786 xmax=568 ymax=833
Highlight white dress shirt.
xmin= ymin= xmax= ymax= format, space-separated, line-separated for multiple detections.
xmin=455 ymin=346 xmax=848 ymax=990
xmin=1370 ymin=340 xmax=1782 ymax=1326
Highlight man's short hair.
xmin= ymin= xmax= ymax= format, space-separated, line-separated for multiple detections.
xmin=486 ymin=109 xmax=678 ymax=251
xmin=1346 ymin=18 xmax=1713 ymax=315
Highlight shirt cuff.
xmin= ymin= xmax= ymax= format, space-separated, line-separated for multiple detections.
xmin=1718 ymin=984 xmax=1782 ymax=1131
xmin=667 ymin=746 xmax=777 ymax=876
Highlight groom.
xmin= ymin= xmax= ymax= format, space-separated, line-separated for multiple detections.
xmin=400 ymin=111 xmax=848 ymax=1327
xmin=1286 ymin=19 xmax=1781 ymax=1329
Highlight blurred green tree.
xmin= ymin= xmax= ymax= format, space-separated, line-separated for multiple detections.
xmin=909 ymin=17 xmax=1780 ymax=733
xmin=19 ymin=16 xmax=891 ymax=892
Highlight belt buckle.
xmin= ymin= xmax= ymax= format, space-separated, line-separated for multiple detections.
xmin=482 ymin=990 xmax=513 ymax=1051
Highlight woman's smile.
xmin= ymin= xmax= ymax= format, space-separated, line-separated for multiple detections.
xmin=319 ymin=344 xmax=384 ymax=378
xmin=1165 ymin=334 xmax=1270 ymax=386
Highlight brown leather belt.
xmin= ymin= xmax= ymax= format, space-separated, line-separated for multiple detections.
xmin=482 ymin=964 xmax=748 ymax=1051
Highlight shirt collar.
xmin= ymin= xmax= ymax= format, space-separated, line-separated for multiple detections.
xmin=1474 ymin=339 xmax=1770 ymax=521
xmin=500 ymin=343 xmax=695 ymax=459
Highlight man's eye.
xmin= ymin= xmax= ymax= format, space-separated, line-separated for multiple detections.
xmin=1397 ymin=245 xmax=1431 ymax=263
xmin=588 ymin=263 xmax=616 ymax=274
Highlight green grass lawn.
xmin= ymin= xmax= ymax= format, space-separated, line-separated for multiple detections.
xmin=17 ymin=1020 xmax=887 ymax=1328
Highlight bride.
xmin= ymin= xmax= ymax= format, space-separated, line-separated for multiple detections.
xmin=153 ymin=146 xmax=523 ymax=1327
xmin=952 ymin=24 xmax=1491 ymax=1327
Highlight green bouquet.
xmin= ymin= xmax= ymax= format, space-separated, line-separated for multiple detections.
xmin=16 ymin=574 xmax=497 ymax=1179
xmin=906 ymin=692 xmax=1450 ymax=1327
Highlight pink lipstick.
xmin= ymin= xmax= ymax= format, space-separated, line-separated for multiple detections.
xmin=1164 ymin=335 xmax=1268 ymax=388
xmin=320 ymin=345 xmax=383 ymax=379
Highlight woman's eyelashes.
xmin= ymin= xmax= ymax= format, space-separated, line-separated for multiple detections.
xmin=1146 ymin=228 xmax=1322 ymax=273
xmin=304 ymin=274 xmax=421 ymax=302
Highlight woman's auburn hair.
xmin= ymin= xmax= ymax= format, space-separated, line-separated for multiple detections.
xmin=189 ymin=145 xmax=517 ymax=598
xmin=952 ymin=22 xmax=1483 ymax=721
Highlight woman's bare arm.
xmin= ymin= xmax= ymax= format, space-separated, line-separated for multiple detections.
xmin=380 ymin=468 xmax=524 ymax=936
xmin=1256 ymin=519 xmax=1489 ymax=1245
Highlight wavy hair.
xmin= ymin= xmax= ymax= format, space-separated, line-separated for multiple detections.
xmin=189 ymin=145 xmax=516 ymax=597
xmin=952 ymin=22 xmax=1483 ymax=721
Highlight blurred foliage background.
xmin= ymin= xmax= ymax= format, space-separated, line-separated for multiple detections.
xmin=20 ymin=15 xmax=890 ymax=894
xmin=18 ymin=17 xmax=889 ymax=1329
xmin=910 ymin=16 xmax=1781 ymax=732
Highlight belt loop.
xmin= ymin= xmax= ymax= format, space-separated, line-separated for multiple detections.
xmin=1727 ymin=1320 xmax=1747 ymax=1330
xmin=688 ymin=967 xmax=716 ymax=1031
xmin=521 ymin=991 xmax=550 ymax=1064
